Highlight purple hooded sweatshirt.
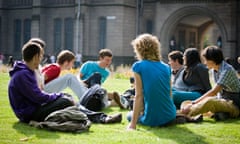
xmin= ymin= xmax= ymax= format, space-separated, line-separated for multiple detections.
xmin=8 ymin=61 xmax=62 ymax=122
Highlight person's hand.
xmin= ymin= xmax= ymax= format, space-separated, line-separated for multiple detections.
xmin=180 ymin=103 xmax=192 ymax=114
xmin=180 ymin=100 xmax=194 ymax=114
xmin=127 ymin=123 xmax=136 ymax=131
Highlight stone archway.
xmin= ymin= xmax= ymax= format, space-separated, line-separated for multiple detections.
xmin=160 ymin=6 xmax=227 ymax=58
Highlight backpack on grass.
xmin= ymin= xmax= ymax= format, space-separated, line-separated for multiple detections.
xmin=120 ymin=88 xmax=135 ymax=110
xmin=29 ymin=106 xmax=91 ymax=133
xmin=80 ymin=84 xmax=107 ymax=111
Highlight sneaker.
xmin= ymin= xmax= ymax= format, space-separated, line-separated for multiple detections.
xmin=104 ymin=113 xmax=122 ymax=124
xmin=113 ymin=92 xmax=125 ymax=109
xmin=175 ymin=114 xmax=203 ymax=124
xmin=120 ymin=96 xmax=129 ymax=109
xmin=175 ymin=116 xmax=187 ymax=124
xmin=213 ymin=112 xmax=229 ymax=121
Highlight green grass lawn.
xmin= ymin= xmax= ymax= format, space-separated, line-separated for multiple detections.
xmin=1 ymin=72 xmax=240 ymax=144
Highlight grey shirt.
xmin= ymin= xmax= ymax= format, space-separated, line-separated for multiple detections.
xmin=173 ymin=63 xmax=211 ymax=94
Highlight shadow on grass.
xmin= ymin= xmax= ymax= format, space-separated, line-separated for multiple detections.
xmin=102 ymin=106 xmax=127 ymax=113
xmin=211 ymin=117 xmax=240 ymax=124
xmin=203 ymin=116 xmax=240 ymax=124
xmin=140 ymin=124 xmax=208 ymax=144
xmin=139 ymin=117 xmax=240 ymax=144
xmin=13 ymin=121 xmax=61 ymax=139
xmin=13 ymin=121 xmax=98 ymax=138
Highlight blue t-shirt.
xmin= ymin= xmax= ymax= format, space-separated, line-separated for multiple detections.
xmin=132 ymin=60 xmax=176 ymax=126
xmin=80 ymin=61 xmax=110 ymax=84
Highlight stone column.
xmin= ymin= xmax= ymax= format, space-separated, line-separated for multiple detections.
xmin=31 ymin=0 xmax=41 ymax=37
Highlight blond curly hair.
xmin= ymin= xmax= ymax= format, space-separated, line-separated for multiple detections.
xmin=131 ymin=33 xmax=161 ymax=61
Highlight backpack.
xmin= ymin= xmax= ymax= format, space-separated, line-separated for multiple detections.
xmin=80 ymin=84 xmax=107 ymax=111
xmin=29 ymin=106 xmax=91 ymax=133
xmin=120 ymin=88 xmax=135 ymax=110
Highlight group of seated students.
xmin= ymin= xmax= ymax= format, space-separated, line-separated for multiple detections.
xmin=168 ymin=49 xmax=212 ymax=109
xmin=126 ymin=34 xmax=240 ymax=130
xmin=168 ymin=47 xmax=240 ymax=120
xmin=8 ymin=38 xmax=122 ymax=127
xmin=8 ymin=33 xmax=240 ymax=131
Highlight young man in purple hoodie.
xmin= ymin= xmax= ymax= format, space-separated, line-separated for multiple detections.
xmin=8 ymin=41 xmax=74 ymax=123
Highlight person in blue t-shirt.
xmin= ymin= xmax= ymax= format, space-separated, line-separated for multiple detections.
xmin=79 ymin=49 xmax=124 ymax=108
xmin=79 ymin=49 xmax=112 ymax=88
xmin=8 ymin=40 xmax=122 ymax=124
xmin=127 ymin=33 xmax=177 ymax=130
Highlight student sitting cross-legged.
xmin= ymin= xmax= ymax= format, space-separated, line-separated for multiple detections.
xmin=181 ymin=45 xmax=240 ymax=121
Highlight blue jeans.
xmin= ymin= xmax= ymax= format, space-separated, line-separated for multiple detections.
xmin=126 ymin=111 xmax=141 ymax=122
xmin=44 ymin=74 xmax=88 ymax=101
xmin=172 ymin=88 xmax=201 ymax=109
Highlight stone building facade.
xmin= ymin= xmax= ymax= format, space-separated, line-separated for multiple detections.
xmin=0 ymin=0 xmax=239 ymax=67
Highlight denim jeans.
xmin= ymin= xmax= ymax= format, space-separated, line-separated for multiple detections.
xmin=44 ymin=74 xmax=88 ymax=101
xmin=126 ymin=111 xmax=141 ymax=122
xmin=172 ymin=88 xmax=202 ymax=109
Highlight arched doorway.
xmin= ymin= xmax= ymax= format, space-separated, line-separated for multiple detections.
xmin=160 ymin=6 xmax=227 ymax=58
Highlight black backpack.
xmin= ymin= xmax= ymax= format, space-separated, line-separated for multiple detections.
xmin=80 ymin=84 xmax=107 ymax=111
xmin=120 ymin=88 xmax=135 ymax=110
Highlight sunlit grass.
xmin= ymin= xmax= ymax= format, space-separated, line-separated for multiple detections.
xmin=1 ymin=68 xmax=240 ymax=144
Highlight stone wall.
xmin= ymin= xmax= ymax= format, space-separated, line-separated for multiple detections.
xmin=0 ymin=0 xmax=239 ymax=66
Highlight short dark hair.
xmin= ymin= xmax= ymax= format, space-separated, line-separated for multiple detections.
xmin=22 ymin=42 xmax=43 ymax=62
xmin=202 ymin=45 xmax=223 ymax=65
xmin=168 ymin=50 xmax=183 ymax=65
xmin=184 ymin=48 xmax=201 ymax=68
xmin=28 ymin=38 xmax=46 ymax=48
xmin=99 ymin=49 xmax=113 ymax=58
xmin=56 ymin=50 xmax=75 ymax=65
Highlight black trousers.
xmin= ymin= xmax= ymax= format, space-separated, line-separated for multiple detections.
xmin=222 ymin=90 xmax=240 ymax=108
xmin=31 ymin=97 xmax=107 ymax=123
xmin=31 ymin=97 xmax=74 ymax=122
xmin=84 ymin=72 xmax=102 ymax=88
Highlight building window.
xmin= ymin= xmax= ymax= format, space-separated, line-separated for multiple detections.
xmin=189 ymin=32 xmax=196 ymax=47
xmin=54 ymin=18 xmax=62 ymax=52
xmin=146 ymin=20 xmax=153 ymax=34
xmin=99 ymin=17 xmax=106 ymax=50
xmin=178 ymin=30 xmax=185 ymax=51
xmin=14 ymin=19 xmax=22 ymax=52
xmin=23 ymin=19 xmax=31 ymax=43
xmin=64 ymin=17 xmax=73 ymax=51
